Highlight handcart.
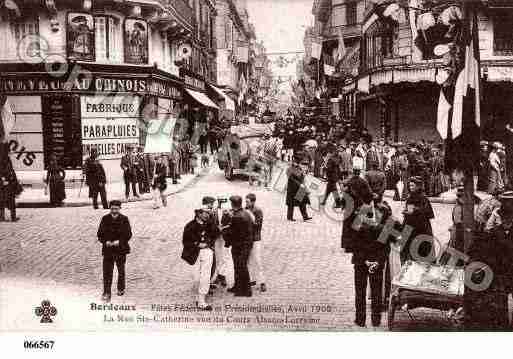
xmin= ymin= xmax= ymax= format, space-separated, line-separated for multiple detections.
xmin=387 ymin=261 xmax=464 ymax=330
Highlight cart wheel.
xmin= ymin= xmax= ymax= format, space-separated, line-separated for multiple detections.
xmin=387 ymin=297 xmax=397 ymax=331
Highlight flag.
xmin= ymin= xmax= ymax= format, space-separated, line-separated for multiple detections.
xmin=312 ymin=41 xmax=322 ymax=60
xmin=238 ymin=74 xmax=247 ymax=105
xmin=0 ymin=95 xmax=16 ymax=143
xmin=324 ymin=63 xmax=335 ymax=76
xmin=335 ymin=26 xmax=346 ymax=64
xmin=439 ymin=5 xmax=480 ymax=172
xmin=436 ymin=86 xmax=452 ymax=140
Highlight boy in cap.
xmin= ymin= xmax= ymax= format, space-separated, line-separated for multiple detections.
xmin=97 ymin=200 xmax=132 ymax=302
xmin=182 ymin=208 xmax=219 ymax=310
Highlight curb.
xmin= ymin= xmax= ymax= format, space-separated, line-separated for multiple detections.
xmin=17 ymin=166 xmax=213 ymax=209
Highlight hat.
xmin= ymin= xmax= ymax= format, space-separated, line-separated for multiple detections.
xmin=352 ymin=157 xmax=364 ymax=171
xmin=480 ymin=140 xmax=488 ymax=146
xmin=202 ymin=196 xmax=216 ymax=205
xmin=410 ymin=176 xmax=423 ymax=185
xmin=133 ymin=22 xmax=146 ymax=31
xmin=71 ymin=15 xmax=88 ymax=24
xmin=109 ymin=200 xmax=122 ymax=208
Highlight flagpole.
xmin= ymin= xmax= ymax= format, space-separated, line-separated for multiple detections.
xmin=463 ymin=1 xmax=479 ymax=256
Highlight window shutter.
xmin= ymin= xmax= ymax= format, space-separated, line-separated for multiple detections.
xmin=95 ymin=16 xmax=107 ymax=61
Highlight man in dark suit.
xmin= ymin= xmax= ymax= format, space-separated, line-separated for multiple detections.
xmin=364 ymin=162 xmax=387 ymax=202
xmin=351 ymin=201 xmax=392 ymax=328
xmin=97 ymin=200 xmax=133 ymax=302
xmin=341 ymin=163 xmax=373 ymax=253
xmin=225 ymin=195 xmax=254 ymax=297
xmin=120 ymin=146 xmax=139 ymax=200
xmin=84 ymin=148 xmax=108 ymax=209
xmin=246 ymin=193 xmax=266 ymax=292
xmin=321 ymin=144 xmax=341 ymax=206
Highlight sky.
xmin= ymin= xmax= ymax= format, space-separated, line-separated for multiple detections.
xmin=247 ymin=0 xmax=313 ymax=78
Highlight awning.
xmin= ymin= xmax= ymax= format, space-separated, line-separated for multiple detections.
xmin=185 ymin=89 xmax=219 ymax=109
xmin=209 ymin=84 xmax=236 ymax=111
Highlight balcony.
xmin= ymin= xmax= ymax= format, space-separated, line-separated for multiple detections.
xmin=326 ymin=24 xmax=362 ymax=40
xmin=168 ymin=0 xmax=194 ymax=27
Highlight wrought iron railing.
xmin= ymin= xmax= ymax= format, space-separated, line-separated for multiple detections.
xmin=169 ymin=0 xmax=194 ymax=26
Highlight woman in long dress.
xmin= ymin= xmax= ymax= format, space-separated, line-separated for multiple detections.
xmin=45 ymin=154 xmax=66 ymax=206
xmin=488 ymin=142 xmax=504 ymax=194
xmin=400 ymin=177 xmax=435 ymax=264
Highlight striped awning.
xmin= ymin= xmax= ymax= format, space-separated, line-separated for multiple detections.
xmin=185 ymin=89 xmax=219 ymax=109
xmin=209 ymin=84 xmax=236 ymax=111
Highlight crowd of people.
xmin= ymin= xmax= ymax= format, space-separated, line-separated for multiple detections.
xmin=97 ymin=193 xmax=268 ymax=309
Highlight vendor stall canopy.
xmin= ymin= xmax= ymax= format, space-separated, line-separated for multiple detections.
xmin=186 ymin=89 xmax=219 ymax=109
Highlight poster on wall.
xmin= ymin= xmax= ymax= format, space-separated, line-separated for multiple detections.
xmin=124 ymin=18 xmax=148 ymax=64
xmin=42 ymin=95 xmax=82 ymax=169
xmin=67 ymin=12 xmax=95 ymax=61
xmin=81 ymin=95 xmax=141 ymax=160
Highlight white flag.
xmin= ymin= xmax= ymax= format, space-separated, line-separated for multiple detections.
xmin=312 ymin=42 xmax=322 ymax=60
xmin=336 ymin=27 xmax=346 ymax=63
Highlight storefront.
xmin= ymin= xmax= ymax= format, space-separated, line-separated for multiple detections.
xmin=207 ymin=83 xmax=236 ymax=121
xmin=0 ymin=63 xmax=183 ymax=183
xmin=179 ymin=68 xmax=219 ymax=140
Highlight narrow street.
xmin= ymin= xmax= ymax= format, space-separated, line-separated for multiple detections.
xmin=0 ymin=168 xmax=455 ymax=331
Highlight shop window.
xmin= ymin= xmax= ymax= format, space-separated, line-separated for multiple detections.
xmin=161 ymin=33 xmax=170 ymax=71
xmin=94 ymin=16 xmax=122 ymax=62
xmin=493 ymin=13 xmax=513 ymax=56
xmin=12 ymin=18 xmax=40 ymax=58
xmin=346 ymin=2 xmax=357 ymax=26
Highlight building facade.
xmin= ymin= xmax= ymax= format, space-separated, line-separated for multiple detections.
xmin=214 ymin=0 xmax=255 ymax=119
xmin=354 ymin=0 xmax=513 ymax=143
xmin=0 ymin=0 xmax=218 ymax=184
xmin=305 ymin=0 xmax=513 ymax=145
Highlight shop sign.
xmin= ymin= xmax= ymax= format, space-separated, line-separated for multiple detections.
xmin=183 ymin=74 xmax=205 ymax=91
xmin=81 ymin=95 xmax=140 ymax=160
xmin=148 ymin=79 xmax=182 ymax=99
xmin=0 ymin=77 xmax=182 ymax=99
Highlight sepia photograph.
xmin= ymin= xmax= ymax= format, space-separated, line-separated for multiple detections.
xmin=1 ymin=0 xmax=513 ymax=353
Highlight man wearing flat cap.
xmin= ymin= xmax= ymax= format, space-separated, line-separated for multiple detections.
xmin=477 ymin=141 xmax=489 ymax=192
xmin=97 ymin=200 xmax=132 ymax=302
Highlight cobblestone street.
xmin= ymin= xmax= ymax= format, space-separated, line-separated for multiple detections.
xmin=0 ymin=169 xmax=456 ymax=331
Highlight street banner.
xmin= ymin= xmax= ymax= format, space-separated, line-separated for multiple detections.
xmin=236 ymin=45 xmax=249 ymax=63
xmin=312 ymin=41 xmax=322 ymax=60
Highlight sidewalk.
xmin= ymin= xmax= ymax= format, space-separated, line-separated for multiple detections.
xmin=17 ymin=166 xmax=212 ymax=208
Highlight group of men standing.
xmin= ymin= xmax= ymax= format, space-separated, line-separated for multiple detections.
xmin=182 ymin=194 xmax=266 ymax=310
xmin=120 ymin=145 xmax=160 ymax=200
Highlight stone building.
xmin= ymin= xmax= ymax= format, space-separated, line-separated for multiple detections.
xmin=0 ymin=0 xmax=218 ymax=184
